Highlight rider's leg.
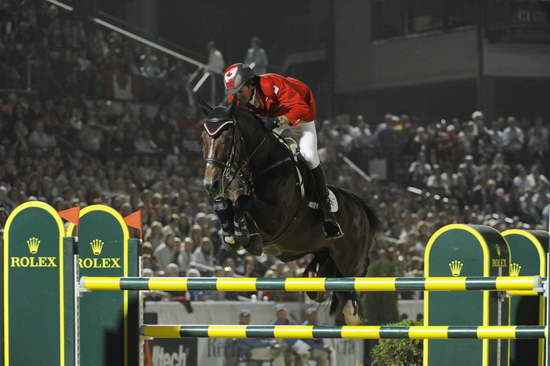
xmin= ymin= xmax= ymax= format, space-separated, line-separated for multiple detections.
xmin=311 ymin=163 xmax=344 ymax=239
xmin=290 ymin=121 xmax=343 ymax=239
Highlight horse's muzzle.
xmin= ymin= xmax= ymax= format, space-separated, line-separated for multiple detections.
xmin=204 ymin=178 xmax=221 ymax=197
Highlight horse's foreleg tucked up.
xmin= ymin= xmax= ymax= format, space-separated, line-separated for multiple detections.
xmin=214 ymin=197 xmax=236 ymax=247
xmin=234 ymin=195 xmax=263 ymax=255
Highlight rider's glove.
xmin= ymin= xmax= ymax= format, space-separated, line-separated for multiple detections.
xmin=259 ymin=116 xmax=279 ymax=130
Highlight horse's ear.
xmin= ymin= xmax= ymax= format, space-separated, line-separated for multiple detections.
xmin=195 ymin=94 xmax=213 ymax=117
xmin=220 ymin=95 xmax=237 ymax=116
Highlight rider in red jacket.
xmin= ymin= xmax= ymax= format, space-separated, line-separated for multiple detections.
xmin=221 ymin=63 xmax=343 ymax=249
xmin=226 ymin=70 xmax=316 ymax=126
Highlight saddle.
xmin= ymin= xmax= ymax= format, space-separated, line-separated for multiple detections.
xmin=276 ymin=135 xmax=339 ymax=213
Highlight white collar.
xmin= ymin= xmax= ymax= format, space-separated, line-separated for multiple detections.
xmin=249 ymin=88 xmax=260 ymax=108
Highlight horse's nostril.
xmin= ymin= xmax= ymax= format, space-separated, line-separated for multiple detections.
xmin=212 ymin=180 xmax=220 ymax=191
xmin=205 ymin=179 xmax=220 ymax=194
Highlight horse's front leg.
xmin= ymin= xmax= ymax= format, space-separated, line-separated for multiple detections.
xmin=233 ymin=195 xmax=263 ymax=256
xmin=213 ymin=197 xmax=238 ymax=249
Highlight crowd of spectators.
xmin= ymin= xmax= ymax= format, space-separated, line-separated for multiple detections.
xmin=1 ymin=1 xmax=549 ymax=307
xmin=0 ymin=0 xmax=191 ymax=103
xmin=318 ymin=110 xmax=549 ymax=280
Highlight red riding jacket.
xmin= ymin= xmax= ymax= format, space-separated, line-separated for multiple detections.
xmin=229 ymin=73 xmax=317 ymax=126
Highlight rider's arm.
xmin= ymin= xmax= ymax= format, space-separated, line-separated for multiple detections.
xmin=260 ymin=76 xmax=310 ymax=126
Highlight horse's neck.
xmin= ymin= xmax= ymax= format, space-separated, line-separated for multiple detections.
xmin=249 ymin=130 xmax=302 ymax=235
xmin=239 ymin=117 xmax=284 ymax=172
xmin=236 ymin=113 xmax=301 ymax=225
xmin=243 ymin=124 xmax=289 ymax=179
xmin=254 ymin=135 xmax=285 ymax=170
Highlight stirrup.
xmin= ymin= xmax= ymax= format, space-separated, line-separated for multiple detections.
xmin=323 ymin=220 xmax=344 ymax=240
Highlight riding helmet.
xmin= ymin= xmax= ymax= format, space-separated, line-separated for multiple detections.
xmin=223 ymin=63 xmax=255 ymax=95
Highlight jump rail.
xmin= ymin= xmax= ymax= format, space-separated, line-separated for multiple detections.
xmin=142 ymin=325 xmax=548 ymax=340
xmin=81 ymin=275 xmax=545 ymax=292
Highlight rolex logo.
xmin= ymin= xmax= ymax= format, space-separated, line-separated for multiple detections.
xmin=510 ymin=263 xmax=521 ymax=277
xmin=27 ymin=237 xmax=40 ymax=254
xmin=449 ymin=260 xmax=463 ymax=277
xmin=90 ymin=239 xmax=105 ymax=256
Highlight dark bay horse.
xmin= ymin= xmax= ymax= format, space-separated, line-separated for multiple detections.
xmin=200 ymin=103 xmax=379 ymax=323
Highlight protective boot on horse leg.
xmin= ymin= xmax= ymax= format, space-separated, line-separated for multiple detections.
xmin=214 ymin=196 xmax=263 ymax=255
xmin=234 ymin=195 xmax=263 ymax=256
xmin=213 ymin=197 xmax=237 ymax=250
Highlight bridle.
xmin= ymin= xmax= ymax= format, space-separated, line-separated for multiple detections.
xmin=205 ymin=117 xmax=267 ymax=199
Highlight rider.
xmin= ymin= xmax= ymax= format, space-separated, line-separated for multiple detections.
xmin=219 ymin=63 xmax=343 ymax=250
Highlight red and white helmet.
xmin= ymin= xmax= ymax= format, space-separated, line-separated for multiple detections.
xmin=223 ymin=63 xmax=255 ymax=95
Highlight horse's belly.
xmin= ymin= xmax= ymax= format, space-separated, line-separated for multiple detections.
xmin=263 ymin=243 xmax=283 ymax=256
xmin=263 ymin=242 xmax=306 ymax=259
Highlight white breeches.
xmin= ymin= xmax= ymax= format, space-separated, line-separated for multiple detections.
xmin=277 ymin=121 xmax=320 ymax=169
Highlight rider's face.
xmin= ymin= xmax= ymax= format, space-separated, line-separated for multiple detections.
xmin=237 ymin=85 xmax=254 ymax=105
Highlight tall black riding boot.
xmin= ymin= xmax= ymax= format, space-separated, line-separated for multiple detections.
xmin=311 ymin=165 xmax=344 ymax=239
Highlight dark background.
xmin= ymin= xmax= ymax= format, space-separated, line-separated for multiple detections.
xmin=96 ymin=0 xmax=312 ymax=67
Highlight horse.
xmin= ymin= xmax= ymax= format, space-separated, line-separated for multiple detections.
xmin=200 ymin=101 xmax=379 ymax=324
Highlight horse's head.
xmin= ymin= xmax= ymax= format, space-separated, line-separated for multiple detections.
xmin=201 ymin=103 xmax=268 ymax=200
xmin=201 ymin=105 xmax=237 ymax=198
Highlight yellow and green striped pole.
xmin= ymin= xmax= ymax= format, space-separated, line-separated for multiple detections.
xmin=81 ymin=276 xmax=544 ymax=292
xmin=142 ymin=325 xmax=547 ymax=340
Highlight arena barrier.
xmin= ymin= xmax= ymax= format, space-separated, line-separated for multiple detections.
xmin=2 ymin=202 xmax=549 ymax=366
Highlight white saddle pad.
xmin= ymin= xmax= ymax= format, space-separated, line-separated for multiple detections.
xmin=308 ymin=189 xmax=339 ymax=213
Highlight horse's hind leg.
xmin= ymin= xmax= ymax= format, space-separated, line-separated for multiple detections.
xmin=304 ymin=250 xmax=330 ymax=303
xmin=343 ymin=293 xmax=362 ymax=325
xmin=332 ymin=292 xmax=362 ymax=325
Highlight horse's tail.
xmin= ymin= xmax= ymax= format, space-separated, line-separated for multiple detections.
xmin=355 ymin=193 xmax=380 ymax=238
xmin=328 ymin=189 xmax=381 ymax=320
xmin=334 ymin=188 xmax=380 ymax=238
xmin=333 ymin=187 xmax=380 ymax=279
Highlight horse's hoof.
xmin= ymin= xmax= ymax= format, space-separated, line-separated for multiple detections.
xmin=244 ymin=234 xmax=263 ymax=256
xmin=342 ymin=300 xmax=362 ymax=325
xmin=234 ymin=233 xmax=248 ymax=246
xmin=306 ymin=291 xmax=328 ymax=303
xmin=221 ymin=242 xmax=239 ymax=253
